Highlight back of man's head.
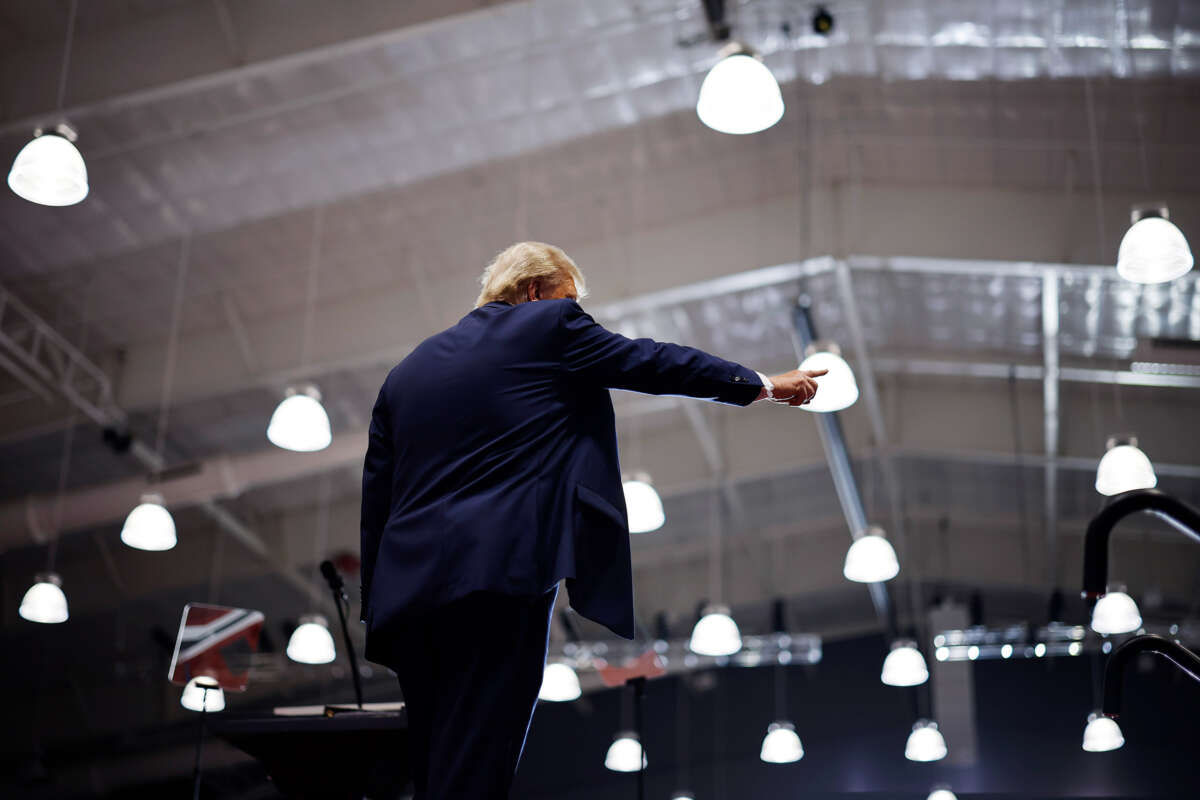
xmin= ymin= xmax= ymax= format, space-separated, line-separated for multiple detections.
xmin=475 ymin=241 xmax=588 ymax=308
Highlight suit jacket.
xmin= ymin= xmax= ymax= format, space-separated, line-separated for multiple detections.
xmin=359 ymin=297 xmax=761 ymax=667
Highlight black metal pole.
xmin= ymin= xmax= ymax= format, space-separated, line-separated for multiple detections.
xmin=322 ymin=560 xmax=364 ymax=709
xmin=321 ymin=561 xmax=362 ymax=710
xmin=192 ymin=693 xmax=209 ymax=800
xmin=334 ymin=590 xmax=364 ymax=709
xmin=630 ymin=676 xmax=646 ymax=800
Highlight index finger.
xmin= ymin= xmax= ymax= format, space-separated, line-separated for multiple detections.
xmin=804 ymin=369 xmax=829 ymax=378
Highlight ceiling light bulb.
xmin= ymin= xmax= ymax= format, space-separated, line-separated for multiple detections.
xmin=1090 ymin=591 xmax=1142 ymax=635
xmin=688 ymin=604 xmax=742 ymax=656
xmin=881 ymin=639 xmax=929 ymax=686
xmin=120 ymin=493 xmax=177 ymax=551
xmin=696 ymin=44 xmax=784 ymax=135
xmin=1095 ymin=437 xmax=1157 ymax=496
xmin=905 ymin=719 xmax=948 ymax=762
xmin=19 ymin=572 xmax=69 ymax=624
xmin=798 ymin=345 xmax=859 ymax=412
xmin=286 ymin=614 xmax=336 ymax=664
xmin=604 ymin=731 xmax=646 ymax=772
xmin=843 ymin=527 xmax=900 ymax=583
xmin=538 ymin=662 xmax=582 ymax=702
xmin=268 ymin=384 xmax=332 ymax=452
xmin=1116 ymin=208 xmax=1193 ymax=284
xmin=927 ymin=788 xmax=958 ymax=800
xmin=8 ymin=125 xmax=88 ymax=206
xmin=670 ymin=793 xmax=696 ymax=800
xmin=759 ymin=721 xmax=804 ymax=763
xmin=622 ymin=475 xmax=665 ymax=533
xmin=180 ymin=676 xmax=225 ymax=712
xmin=1082 ymin=711 xmax=1124 ymax=752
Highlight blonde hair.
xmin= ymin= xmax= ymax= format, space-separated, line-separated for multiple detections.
xmin=475 ymin=241 xmax=588 ymax=308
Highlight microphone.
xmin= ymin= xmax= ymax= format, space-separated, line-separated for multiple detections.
xmin=320 ymin=560 xmax=344 ymax=594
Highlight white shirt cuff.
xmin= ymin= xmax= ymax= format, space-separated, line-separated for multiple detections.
xmin=754 ymin=371 xmax=773 ymax=402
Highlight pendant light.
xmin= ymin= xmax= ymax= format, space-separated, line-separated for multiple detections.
xmin=538 ymin=662 xmax=582 ymax=702
xmin=287 ymin=614 xmax=337 ymax=664
xmin=1095 ymin=436 xmax=1157 ymax=496
xmin=269 ymin=207 xmax=332 ymax=451
xmin=289 ymin=477 xmax=337 ymax=664
xmin=9 ymin=124 xmax=88 ymax=206
xmin=120 ymin=493 xmax=177 ymax=551
xmin=690 ymin=479 xmax=741 ymax=655
xmin=622 ymin=473 xmax=665 ymax=533
xmin=268 ymin=384 xmax=332 ymax=451
xmin=927 ymin=787 xmax=958 ymax=800
xmin=1090 ymin=587 xmax=1142 ymax=635
xmin=689 ymin=603 xmax=742 ymax=657
xmin=180 ymin=676 xmax=225 ymax=713
xmin=8 ymin=0 xmax=87 ymax=206
xmin=760 ymin=721 xmax=804 ymax=763
xmin=696 ymin=42 xmax=784 ymax=135
xmin=19 ymin=572 xmax=69 ymax=624
xmin=843 ymin=526 xmax=900 ymax=583
xmin=24 ymin=403 xmax=80 ymax=623
xmin=1116 ymin=205 xmax=1192 ymax=284
xmin=905 ymin=719 xmax=948 ymax=762
xmin=124 ymin=238 xmax=188 ymax=550
xmin=798 ymin=342 xmax=859 ymax=412
xmin=881 ymin=639 xmax=929 ymax=686
xmin=670 ymin=794 xmax=695 ymax=800
xmin=1082 ymin=711 xmax=1124 ymax=752
xmin=604 ymin=731 xmax=646 ymax=772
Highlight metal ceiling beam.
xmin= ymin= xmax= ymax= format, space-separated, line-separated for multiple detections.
xmin=791 ymin=298 xmax=894 ymax=633
xmin=0 ymin=283 xmax=356 ymax=635
xmin=872 ymin=358 xmax=1200 ymax=390
xmin=1042 ymin=272 xmax=1061 ymax=588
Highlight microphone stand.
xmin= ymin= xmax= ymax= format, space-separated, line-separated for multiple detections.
xmin=321 ymin=560 xmax=364 ymax=709
xmin=192 ymin=680 xmax=219 ymax=800
xmin=629 ymin=676 xmax=646 ymax=800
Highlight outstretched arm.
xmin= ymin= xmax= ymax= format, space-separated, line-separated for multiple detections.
xmin=557 ymin=299 xmax=824 ymax=406
xmin=359 ymin=385 xmax=393 ymax=623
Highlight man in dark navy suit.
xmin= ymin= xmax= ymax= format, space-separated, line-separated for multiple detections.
xmin=360 ymin=241 xmax=824 ymax=798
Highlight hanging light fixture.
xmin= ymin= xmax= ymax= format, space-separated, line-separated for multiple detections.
xmin=1116 ymin=205 xmax=1193 ymax=284
xmin=843 ymin=526 xmax=900 ymax=583
xmin=604 ymin=731 xmax=647 ymax=772
xmin=180 ymin=676 xmax=225 ymax=713
xmin=538 ymin=662 xmax=582 ymax=702
xmin=1090 ymin=588 xmax=1142 ymax=635
xmin=622 ymin=473 xmax=665 ymax=533
xmin=268 ymin=384 xmax=333 ymax=452
xmin=696 ymin=42 xmax=784 ymax=135
xmin=19 ymin=572 xmax=69 ymax=624
xmin=1081 ymin=711 xmax=1125 ymax=752
xmin=905 ymin=719 xmax=948 ymax=762
xmin=688 ymin=604 xmax=742 ymax=656
xmin=120 ymin=493 xmax=177 ymax=551
xmin=286 ymin=614 xmax=337 ymax=664
xmin=1095 ymin=436 xmax=1157 ymax=496
xmin=759 ymin=721 xmax=804 ymax=763
xmin=881 ymin=639 xmax=929 ymax=686
xmin=8 ymin=124 xmax=88 ymax=206
xmin=670 ymin=793 xmax=696 ymax=800
xmin=927 ymin=787 xmax=958 ymax=800
xmin=9 ymin=1 xmax=87 ymax=206
xmin=798 ymin=343 xmax=859 ymax=412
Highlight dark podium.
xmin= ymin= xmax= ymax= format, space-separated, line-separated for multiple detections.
xmin=210 ymin=705 xmax=411 ymax=799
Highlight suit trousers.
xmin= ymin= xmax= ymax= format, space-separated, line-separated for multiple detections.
xmin=393 ymin=585 xmax=558 ymax=799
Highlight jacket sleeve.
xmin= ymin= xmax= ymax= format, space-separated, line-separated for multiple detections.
xmin=557 ymin=299 xmax=763 ymax=406
xmin=359 ymin=384 xmax=394 ymax=623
